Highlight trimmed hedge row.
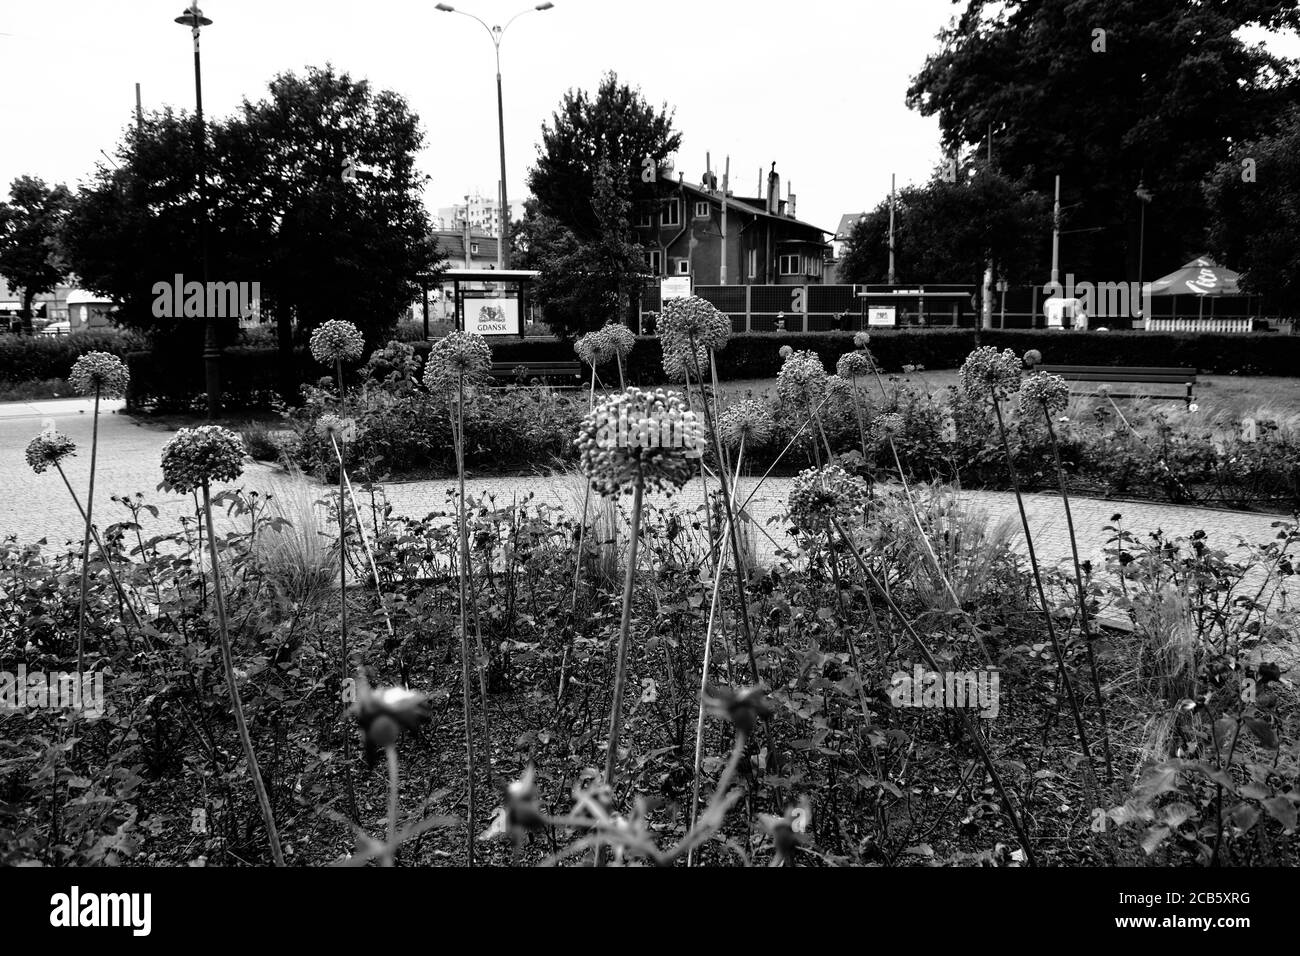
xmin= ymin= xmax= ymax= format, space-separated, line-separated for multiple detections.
xmin=0 ymin=329 xmax=146 ymax=387
xmin=125 ymin=328 xmax=1300 ymax=410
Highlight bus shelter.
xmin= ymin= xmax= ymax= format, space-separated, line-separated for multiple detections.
xmin=416 ymin=269 xmax=540 ymax=339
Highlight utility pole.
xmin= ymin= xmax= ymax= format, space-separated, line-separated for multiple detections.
xmin=1050 ymin=174 xmax=1061 ymax=287
xmin=135 ymin=83 xmax=143 ymax=133
xmin=720 ymin=156 xmax=729 ymax=285
xmin=497 ymin=179 xmax=504 ymax=270
xmin=887 ymin=173 xmax=896 ymax=286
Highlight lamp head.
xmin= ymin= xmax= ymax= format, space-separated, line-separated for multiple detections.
xmin=536 ymin=2 xmax=554 ymax=9
xmin=174 ymin=4 xmax=212 ymax=27
xmin=435 ymin=3 xmax=455 ymax=10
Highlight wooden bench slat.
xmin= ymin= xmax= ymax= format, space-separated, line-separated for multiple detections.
xmin=1039 ymin=365 xmax=1198 ymax=376
xmin=1044 ymin=373 xmax=1195 ymax=384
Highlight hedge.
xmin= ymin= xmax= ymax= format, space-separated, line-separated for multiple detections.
xmin=0 ymin=329 xmax=146 ymax=387
xmin=124 ymin=328 xmax=1300 ymax=410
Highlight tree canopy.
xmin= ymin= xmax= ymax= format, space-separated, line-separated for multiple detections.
xmin=62 ymin=65 xmax=440 ymax=355
xmin=839 ymin=163 xmax=1049 ymax=288
xmin=906 ymin=0 xmax=1300 ymax=281
xmin=0 ymin=176 xmax=73 ymax=333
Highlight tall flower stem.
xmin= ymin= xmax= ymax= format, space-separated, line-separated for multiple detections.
xmin=832 ymin=515 xmax=1037 ymax=866
xmin=688 ymin=343 xmax=759 ymax=687
xmin=561 ymin=365 xmax=600 ymax=706
xmin=1042 ymin=408 xmax=1115 ymax=785
xmin=201 ymin=482 xmax=285 ymax=866
xmin=990 ymin=394 xmax=1098 ymax=786
xmin=74 ymin=387 xmax=101 ymax=675
xmin=604 ymin=475 xmax=644 ymax=792
xmin=454 ymin=374 xmax=478 ymax=865
xmin=385 ymin=744 xmax=400 ymax=867
xmin=56 ymin=464 xmax=143 ymax=641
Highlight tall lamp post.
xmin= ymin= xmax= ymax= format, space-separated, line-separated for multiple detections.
xmin=174 ymin=3 xmax=220 ymax=419
xmin=435 ymin=2 xmax=554 ymax=270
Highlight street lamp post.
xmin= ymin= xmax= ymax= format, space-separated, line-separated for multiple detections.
xmin=174 ymin=3 xmax=220 ymax=419
xmin=435 ymin=2 xmax=554 ymax=270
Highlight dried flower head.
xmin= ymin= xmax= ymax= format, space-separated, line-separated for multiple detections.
xmin=717 ymin=398 xmax=776 ymax=451
xmin=575 ymin=329 xmax=617 ymax=367
xmin=836 ymin=350 xmax=875 ymax=379
xmin=68 ymin=351 xmax=130 ymax=398
xmin=661 ymin=339 xmax=711 ymax=383
xmin=25 ymin=431 xmax=76 ymax=474
xmin=351 ymin=671 xmax=430 ymax=767
xmin=853 ymin=331 xmax=871 ymax=349
xmin=575 ymin=387 xmax=704 ymax=497
xmin=160 ymin=425 xmax=246 ymax=492
xmin=602 ymin=323 xmax=636 ymax=360
xmin=787 ymin=463 xmax=867 ymax=533
xmin=759 ymin=797 xmax=812 ymax=866
xmin=1018 ymin=372 xmax=1070 ymax=416
xmin=657 ymin=295 xmax=731 ymax=353
xmin=778 ymin=345 xmax=794 ymax=359
xmin=315 ymin=413 xmax=360 ymax=444
xmin=309 ymin=319 xmax=366 ymax=366
xmin=872 ymin=412 xmax=904 ymax=437
xmin=776 ymin=348 xmax=829 ymax=409
xmin=423 ymin=330 xmax=493 ymax=392
xmin=704 ymin=684 xmax=773 ymax=736
xmin=1023 ymin=349 xmax=1043 ymax=368
xmin=958 ymin=346 xmax=1022 ymax=396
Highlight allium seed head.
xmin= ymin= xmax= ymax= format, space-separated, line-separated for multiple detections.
xmin=776 ymin=349 xmax=829 ymax=409
xmin=1018 ymin=372 xmax=1070 ymax=416
xmin=25 ymin=431 xmax=76 ymax=474
xmin=958 ymin=346 xmax=1022 ymax=396
xmin=309 ymin=320 xmax=366 ymax=366
xmin=160 ymin=425 xmax=246 ymax=492
xmin=68 ymin=351 xmax=129 ymax=398
xmin=717 ymin=399 xmax=776 ymax=451
xmin=836 ymin=350 xmax=874 ymax=379
xmin=575 ymin=329 xmax=617 ymax=367
xmin=574 ymin=387 xmax=704 ymax=497
xmin=1023 ymin=349 xmax=1043 ymax=368
xmin=423 ymin=330 xmax=493 ymax=392
xmin=787 ymin=464 xmax=867 ymax=533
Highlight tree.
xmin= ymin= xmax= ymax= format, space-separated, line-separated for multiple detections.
xmin=528 ymin=72 xmax=680 ymax=239
xmin=62 ymin=66 xmax=441 ymax=395
xmin=1206 ymin=108 xmax=1300 ymax=305
xmin=839 ymin=163 xmax=1049 ymax=288
xmin=906 ymin=0 xmax=1300 ymax=281
xmin=519 ymin=158 xmax=646 ymax=339
xmin=0 ymin=176 xmax=72 ymax=334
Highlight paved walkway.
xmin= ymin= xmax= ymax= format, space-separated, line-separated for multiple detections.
xmin=6 ymin=400 xmax=1295 ymax=594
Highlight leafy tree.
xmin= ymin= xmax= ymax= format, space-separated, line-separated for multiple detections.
xmin=519 ymin=159 xmax=646 ymax=339
xmin=528 ymin=72 xmax=680 ymax=240
xmin=839 ymin=163 xmax=1049 ymax=288
xmin=0 ymin=176 xmax=73 ymax=334
xmin=1206 ymin=108 xmax=1300 ymax=305
xmin=906 ymin=0 xmax=1300 ymax=281
xmin=62 ymin=66 xmax=441 ymax=395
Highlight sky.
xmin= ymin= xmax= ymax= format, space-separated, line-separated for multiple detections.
xmin=1 ymin=2 xmax=1296 ymax=238
xmin=0 ymin=0 xmax=964 ymax=235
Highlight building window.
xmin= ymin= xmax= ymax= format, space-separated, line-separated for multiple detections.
xmin=674 ymin=258 xmax=690 ymax=275
xmin=636 ymin=207 xmax=654 ymax=228
xmin=646 ymin=249 xmax=662 ymax=274
xmin=470 ymin=243 xmax=479 ymax=255
xmin=747 ymin=249 xmax=757 ymax=279
xmin=694 ymin=201 xmax=710 ymax=219
xmin=779 ymin=254 xmax=802 ymax=276
xmin=661 ymin=199 xmax=681 ymax=227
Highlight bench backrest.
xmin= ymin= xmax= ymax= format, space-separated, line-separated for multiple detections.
xmin=1039 ymin=364 xmax=1197 ymax=382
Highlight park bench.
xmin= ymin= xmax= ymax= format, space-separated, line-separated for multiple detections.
xmin=1037 ymin=364 xmax=1197 ymax=408
xmin=489 ymin=360 xmax=583 ymax=386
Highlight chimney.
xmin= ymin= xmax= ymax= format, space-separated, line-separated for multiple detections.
xmin=788 ymin=182 xmax=796 ymax=218
xmin=767 ymin=162 xmax=780 ymax=215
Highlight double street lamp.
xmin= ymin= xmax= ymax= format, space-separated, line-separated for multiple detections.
xmin=173 ymin=3 xmax=220 ymax=419
xmin=435 ymin=2 xmax=554 ymax=270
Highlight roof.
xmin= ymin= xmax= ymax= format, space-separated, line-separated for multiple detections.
xmin=672 ymin=180 xmax=831 ymax=237
xmin=835 ymin=213 xmax=869 ymax=241
xmin=66 ymin=289 xmax=113 ymax=306
xmin=433 ymin=230 xmax=500 ymax=262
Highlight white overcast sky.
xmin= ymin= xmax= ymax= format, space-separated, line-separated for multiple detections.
xmin=1 ymin=1 xmax=1297 ymax=235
